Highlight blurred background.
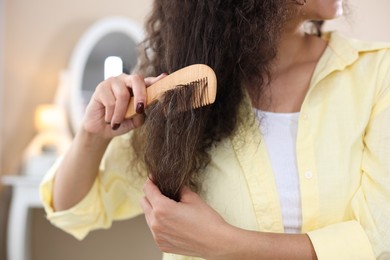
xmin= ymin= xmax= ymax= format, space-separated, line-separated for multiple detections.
xmin=1 ymin=0 xmax=390 ymax=259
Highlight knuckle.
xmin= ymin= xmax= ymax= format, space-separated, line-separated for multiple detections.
xmin=95 ymin=81 xmax=106 ymax=92
xmin=150 ymin=220 xmax=162 ymax=233
xmin=96 ymin=78 xmax=115 ymax=93
xmin=153 ymin=207 xmax=167 ymax=220
xmin=128 ymin=74 xmax=145 ymax=90
xmin=99 ymin=77 xmax=114 ymax=89
xmin=117 ymin=88 xmax=130 ymax=100
xmin=105 ymin=101 xmax=115 ymax=109
xmin=107 ymin=76 xmax=116 ymax=83
xmin=130 ymin=74 xmax=143 ymax=82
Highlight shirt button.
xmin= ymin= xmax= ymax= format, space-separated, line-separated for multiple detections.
xmin=302 ymin=113 xmax=309 ymax=120
xmin=305 ymin=171 xmax=313 ymax=179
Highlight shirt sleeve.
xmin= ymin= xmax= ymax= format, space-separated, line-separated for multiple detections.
xmin=308 ymin=50 xmax=390 ymax=260
xmin=39 ymin=134 xmax=146 ymax=240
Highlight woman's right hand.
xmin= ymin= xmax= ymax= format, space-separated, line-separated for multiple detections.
xmin=52 ymin=73 xmax=169 ymax=212
xmin=82 ymin=73 xmax=168 ymax=140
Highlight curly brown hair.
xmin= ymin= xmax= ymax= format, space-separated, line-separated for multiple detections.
xmin=131 ymin=0 xmax=298 ymax=201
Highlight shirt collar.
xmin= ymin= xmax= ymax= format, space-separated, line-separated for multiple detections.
xmin=311 ymin=32 xmax=390 ymax=88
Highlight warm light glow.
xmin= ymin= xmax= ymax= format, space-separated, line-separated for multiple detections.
xmin=104 ymin=56 xmax=123 ymax=80
xmin=34 ymin=104 xmax=64 ymax=132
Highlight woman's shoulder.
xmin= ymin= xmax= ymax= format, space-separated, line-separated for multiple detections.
xmin=325 ymin=31 xmax=390 ymax=54
xmin=324 ymin=32 xmax=390 ymax=106
xmin=321 ymin=31 xmax=390 ymax=78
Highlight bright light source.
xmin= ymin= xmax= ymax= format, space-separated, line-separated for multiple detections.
xmin=104 ymin=56 xmax=123 ymax=80
xmin=34 ymin=104 xmax=64 ymax=132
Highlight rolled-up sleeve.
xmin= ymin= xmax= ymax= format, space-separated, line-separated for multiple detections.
xmin=39 ymin=134 xmax=145 ymax=240
xmin=308 ymin=221 xmax=375 ymax=259
xmin=308 ymin=52 xmax=390 ymax=259
xmin=356 ymin=74 xmax=390 ymax=259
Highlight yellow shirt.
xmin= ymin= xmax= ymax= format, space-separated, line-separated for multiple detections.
xmin=40 ymin=32 xmax=390 ymax=260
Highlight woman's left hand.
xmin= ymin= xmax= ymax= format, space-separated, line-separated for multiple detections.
xmin=140 ymin=178 xmax=318 ymax=260
xmin=140 ymin=178 xmax=232 ymax=258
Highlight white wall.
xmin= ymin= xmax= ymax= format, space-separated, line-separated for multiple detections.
xmin=324 ymin=0 xmax=390 ymax=41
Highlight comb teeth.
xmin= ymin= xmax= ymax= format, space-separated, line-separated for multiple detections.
xmin=169 ymin=77 xmax=210 ymax=113
xmin=189 ymin=77 xmax=209 ymax=109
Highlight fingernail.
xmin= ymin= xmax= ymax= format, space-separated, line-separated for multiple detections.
xmin=136 ymin=102 xmax=145 ymax=114
xmin=112 ymin=123 xmax=121 ymax=130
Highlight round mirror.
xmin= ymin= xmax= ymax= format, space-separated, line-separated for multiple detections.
xmin=66 ymin=16 xmax=144 ymax=133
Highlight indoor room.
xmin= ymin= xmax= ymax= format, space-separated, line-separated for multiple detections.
xmin=1 ymin=0 xmax=390 ymax=259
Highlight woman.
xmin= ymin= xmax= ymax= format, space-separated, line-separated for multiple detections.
xmin=40 ymin=0 xmax=390 ymax=259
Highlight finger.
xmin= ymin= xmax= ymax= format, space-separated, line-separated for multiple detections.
xmin=122 ymin=74 xmax=147 ymax=114
xmin=95 ymin=81 xmax=116 ymax=124
xmin=140 ymin=197 xmax=154 ymax=232
xmin=119 ymin=113 xmax=145 ymax=132
xmin=140 ymin=196 xmax=153 ymax=214
xmin=143 ymin=177 xmax=164 ymax=206
xmin=179 ymin=186 xmax=197 ymax=203
xmin=144 ymin=72 xmax=168 ymax=86
xmin=110 ymin=77 xmax=131 ymax=127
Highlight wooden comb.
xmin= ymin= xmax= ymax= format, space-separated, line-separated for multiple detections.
xmin=125 ymin=64 xmax=217 ymax=118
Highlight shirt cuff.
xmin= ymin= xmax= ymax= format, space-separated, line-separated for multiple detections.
xmin=307 ymin=221 xmax=375 ymax=260
xmin=39 ymin=158 xmax=101 ymax=240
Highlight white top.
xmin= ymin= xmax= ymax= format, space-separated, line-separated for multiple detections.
xmin=255 ymin=109 xmax=302 ymax=234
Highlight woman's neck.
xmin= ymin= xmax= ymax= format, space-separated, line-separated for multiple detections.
xmin=254 ymin=23 xmax=328 ymax=113
xmin=274 ymin=23 xmax=327 ymax=74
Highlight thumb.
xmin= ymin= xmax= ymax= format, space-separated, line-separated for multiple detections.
xmin=120 ymin=113 xmax=145 ymax=133
xmin=179 ymin=186 xmax=198 ymax=203
xmin=144 ymin=73 xmax=168 ymax=86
